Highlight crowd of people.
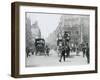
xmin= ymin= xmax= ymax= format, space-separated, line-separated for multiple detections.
xmin=26 ymin=42 xmax=89 ymax=64
xmin=58 ymin=42 xmax=89 ymax=64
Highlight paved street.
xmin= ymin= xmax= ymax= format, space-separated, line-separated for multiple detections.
xmin=26 ymin=50 xmax=88 ymax=67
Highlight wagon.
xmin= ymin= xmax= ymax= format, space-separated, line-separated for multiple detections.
xmin=35 ymin=38 xmax=45 ymax=55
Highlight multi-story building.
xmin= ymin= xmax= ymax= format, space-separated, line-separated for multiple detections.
xmin=57 ymin=15 xmax=89 ymax=48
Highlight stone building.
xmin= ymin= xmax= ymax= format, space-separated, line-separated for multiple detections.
xmin=57 ymin=15 xmax=89 ymax=47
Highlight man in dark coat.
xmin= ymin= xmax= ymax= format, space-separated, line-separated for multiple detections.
xmin=82 ymin=45 xmax=86 ymax=57
xmin=86 ymin=43 xmax=90 ymax=64
xmin=59 ymin=42 xmax=66 ymax=62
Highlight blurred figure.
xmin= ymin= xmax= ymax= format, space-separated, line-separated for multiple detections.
xmin=82 ymin=44 xmax=86 ymax=57
xmin=86 ymin=43 xmax=90 ymax=64
xmin=45 ymin=45 xmax=50 ymax=56
xmin=30 ymin=47 xmax=34 ymax=55
xmin=65 ymin=45 xmax=70 ymax=57
xmin=26 ymin=47 xmax=30 ymax=57
xmin=57 ymin=41 xmax=63 ymax=56
xmin=59 ymin=42 xmax=66 ymax=62
xmin=57 ymin=33 xmax=63 ymax=56
xmin=76 ymin=47 xmax=79 ymax=56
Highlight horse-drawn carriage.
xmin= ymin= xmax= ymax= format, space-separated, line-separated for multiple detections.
xmin=35 ymin=38 xmax=45 ymax=55
xmin=57 ymin=31 xmax=70 ymax=47
xmin=57 ymin=31 xmax=70 ymax=57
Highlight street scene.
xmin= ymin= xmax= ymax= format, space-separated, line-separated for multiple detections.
xmin=26 ymin=51 xmax=88 ymax=67
xmin=25 ymin=12 xmax=90 ymax=67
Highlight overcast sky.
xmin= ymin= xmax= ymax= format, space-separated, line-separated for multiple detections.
xmin=26 ymin=12 xmax=61 ymax=39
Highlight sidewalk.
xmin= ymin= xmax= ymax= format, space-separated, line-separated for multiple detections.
xmin=26 ymin=51 xmax=88 ymax=67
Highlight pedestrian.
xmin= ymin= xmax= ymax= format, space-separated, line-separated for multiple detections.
xmin=66 ymin=45 xmax=70 ymax=57
xmin=86 ymin=43 xmax=90 ymax=63
xmin=59 ymin=43 xmax=66 ymax=62
xmin=57 ymin=45 xmax=62 ymax=57
xmin=82 ymin=44 xmax=86 ymax=57
xmin=26 ymin=47 xmax=30 ymax=57
xmin=45 ymin=45 xmax=50 ymax=56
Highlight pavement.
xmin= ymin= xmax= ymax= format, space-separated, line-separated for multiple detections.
xmin=26 ymin=50 xmax=88 ymax=67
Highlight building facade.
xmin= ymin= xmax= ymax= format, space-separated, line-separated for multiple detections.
xmin=57 ymin=15 xmax=89 ymax=48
